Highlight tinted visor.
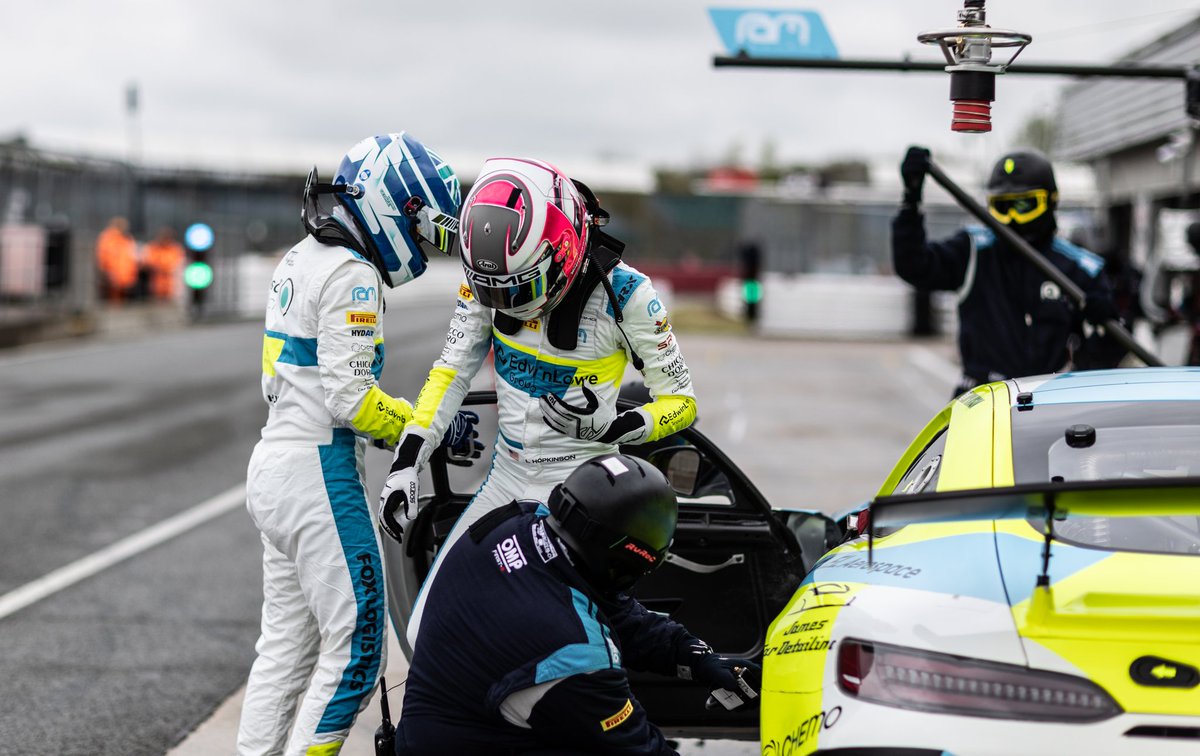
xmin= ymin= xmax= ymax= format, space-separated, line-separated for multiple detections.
xmin=607 ymin=534 xmax=671 ymax=592
xmin=988 ymin=189 xmax=1050 ymax=225
xmin=464 ymin=242 xmax=558 ymax=313
xmin=404 ymin=197 xmax=459 ymax=262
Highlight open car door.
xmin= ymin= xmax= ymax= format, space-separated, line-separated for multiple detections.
xmin=384 ymin=390 xmax=807 ymax=741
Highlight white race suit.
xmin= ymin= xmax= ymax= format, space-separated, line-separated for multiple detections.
xmin=239 ymin=235 xmax=414 ymax=755
xmin=401 ymin=261 xmax=697 ymax=649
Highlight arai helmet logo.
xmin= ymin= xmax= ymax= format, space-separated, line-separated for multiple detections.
xmin=476 ymin=259 xmax=499 ymax=272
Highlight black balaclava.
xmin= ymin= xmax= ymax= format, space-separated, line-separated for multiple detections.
xmin=987 ymin=149 xmax=1058 ymax=249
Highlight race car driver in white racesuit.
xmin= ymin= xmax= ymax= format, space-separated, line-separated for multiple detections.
xmin=377 ymin=158 xmax=698 ymax=651
xmin=237 ymin=132 xmax=462 ymax=756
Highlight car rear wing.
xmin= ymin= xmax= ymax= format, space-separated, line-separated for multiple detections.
xmin=870 ymin=477 xmax=1200 ymax=587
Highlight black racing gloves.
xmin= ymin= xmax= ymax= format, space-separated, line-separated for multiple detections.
xmin=901 ymin=145 xmax=931 ymax=208
xmin=675 ymin=639 xmax=761 ymax=711
xmin=1082 ymin=296 xmax=1118 ymax=327
xmin=440 ymin=410 xmax=483 ymax=467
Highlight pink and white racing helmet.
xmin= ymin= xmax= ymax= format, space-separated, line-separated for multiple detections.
xmin=459 ymin=158 xmax=591 ymax=320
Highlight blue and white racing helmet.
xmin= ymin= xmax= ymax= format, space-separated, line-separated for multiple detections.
xmin=332 ymin=133 xmax=461 ymax=288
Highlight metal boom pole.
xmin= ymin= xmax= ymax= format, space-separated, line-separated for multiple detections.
xmin=712 ymin=56 xmax=1193 ymax=80
xmin=923 ymin=157 xmax=1164 ymax=367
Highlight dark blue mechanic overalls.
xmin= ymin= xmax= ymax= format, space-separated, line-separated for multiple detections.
xmin=893 ymin=210 xmax=1116 ymax=384
xmin=396 ymin=502 xmax=687 ymax=756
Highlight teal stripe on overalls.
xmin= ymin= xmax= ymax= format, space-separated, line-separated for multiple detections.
xmin=534 ymin=588 xmax=617 ymax=684
xmin=316 ymin=427 xmax=385 ymax=733
xmin=266 ymin=329 xmax=319 ymax=367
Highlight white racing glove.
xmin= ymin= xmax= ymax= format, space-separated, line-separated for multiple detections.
xmin=539 ymin=385 xmax=650 ymax=445
xmin=378 ymin=434 xmax=426 ymax=543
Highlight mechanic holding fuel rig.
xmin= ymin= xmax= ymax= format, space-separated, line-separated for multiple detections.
xmin=893 ymin=146 xmax=1123 ymax=396
xmin=392 ymin=454 xmax=759 ymax=755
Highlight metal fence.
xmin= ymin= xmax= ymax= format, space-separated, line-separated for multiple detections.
xmin=0 ymin=141 xmax=304 ymax=323
xmin=2 ymin=141 xmax=1031 ymax=329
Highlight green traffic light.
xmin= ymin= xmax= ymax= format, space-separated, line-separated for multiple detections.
xmin=184 ymin=261 xmax=214 ymax=290
xmin=742 ymin=279 xmax=763 ymax=304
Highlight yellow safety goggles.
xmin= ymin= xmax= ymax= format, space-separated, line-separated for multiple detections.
xmin=987 ymin=189 xmax=1053 ymax=225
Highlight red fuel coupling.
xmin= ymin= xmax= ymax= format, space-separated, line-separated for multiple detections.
xmin=948 ymin=69 xmax=996 ymax=133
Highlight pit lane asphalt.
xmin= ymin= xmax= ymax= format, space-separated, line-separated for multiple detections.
xmin=0 ymin=293 xmax=955 ymax=754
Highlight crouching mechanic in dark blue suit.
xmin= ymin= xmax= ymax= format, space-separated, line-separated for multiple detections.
xmin=894 ymin=146 xmax=1123 ymax=396
xmin=396 ymin=454 xmax=760 ymax=755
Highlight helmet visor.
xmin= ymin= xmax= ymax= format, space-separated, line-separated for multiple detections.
xmin=403 ymin=197 xmax=459 ymax=263
xmin=464 ymin=241 xmax=558 ymax=314
xmin=988 ymin=189 xmax=1050 ymax=225
xmin=607 ymin=534 xmax=671 ymax=592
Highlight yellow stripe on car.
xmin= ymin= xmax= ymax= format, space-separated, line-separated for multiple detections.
xmin=990 ymin=381 xmax=1015 ymax=487
xmin=1013 ymin=549 xmax=1200 ymax=716
xmin=761 ymin=581 xmax=865 ymax=754
xmin=938 ymin=385 xmax=997 ymax=491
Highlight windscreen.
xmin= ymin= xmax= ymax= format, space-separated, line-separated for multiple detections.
xmin=1013 ymin=402 xmax=1200 ymax=555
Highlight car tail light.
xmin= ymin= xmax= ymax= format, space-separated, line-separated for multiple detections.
xmin=837 ymin=639 xmax=1121 ymax=722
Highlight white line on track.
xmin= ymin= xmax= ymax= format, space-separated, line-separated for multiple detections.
xmin=906 ymin=345 xmax=961 ymax=387
xmin=896 ymin=346 xmax=961 ymax=413
xmin=0 ymin=483 xmax=246 ymax=621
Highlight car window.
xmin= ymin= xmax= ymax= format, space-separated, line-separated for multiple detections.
xmin=1013 ymin=401 xmax=1200 ymax=556
xmin=1051 ymin=513 xmax=1200 ymax=556
xmin=892 ymin=429 xmax=948 ymax=495
xmin=1047 ymin=426 xmax=1200 ymax=480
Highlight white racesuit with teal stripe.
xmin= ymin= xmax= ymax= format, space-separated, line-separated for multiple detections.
xmin=240 ymin=235 xmax=413 ymax=755
xmin=402 ymin=262 xmax=697 ymax=650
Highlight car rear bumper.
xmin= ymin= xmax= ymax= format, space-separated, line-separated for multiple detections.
xmin=764 ymin=692 xmax=1200 ymax=755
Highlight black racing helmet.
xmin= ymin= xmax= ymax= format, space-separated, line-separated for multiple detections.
xmin=987 ymin=149 xmax=1057 ymax=196
xmin=547 ymin=454 xmax=678 ymax=594
xmin=986 ymin=150 xmax=1058 ymax=239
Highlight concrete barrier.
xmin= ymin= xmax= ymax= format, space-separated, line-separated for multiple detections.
xmin=717 ymin=273 xmax=957 ymax=340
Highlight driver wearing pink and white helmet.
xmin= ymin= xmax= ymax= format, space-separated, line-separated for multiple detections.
xmin=378 ymin=158 xmax=698 ymax=649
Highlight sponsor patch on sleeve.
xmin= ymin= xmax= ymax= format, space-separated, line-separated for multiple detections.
xmin=601 ymin=699 xmax=634 ymax=732
xmin=458 ymin=283 xmax=474 ymax=301
xmin=347 ymin=311 xmax=377 ymax=326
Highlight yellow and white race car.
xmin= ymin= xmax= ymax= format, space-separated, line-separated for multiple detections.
xmin=761 ymin=368 xmax=1200 ymax=756
xmin=385 ymin=369 xmax=1200 ymax=754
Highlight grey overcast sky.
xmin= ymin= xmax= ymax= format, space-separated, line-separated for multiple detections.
xmin=4 ymin=1 xmax=1198 ymax=182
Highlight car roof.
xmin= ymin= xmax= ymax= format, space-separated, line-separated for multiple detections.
xmin=877 ymin=368 xmax=1200 ymax=497
xmin=1009 ymin=367 xmax=1200 ymax=408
